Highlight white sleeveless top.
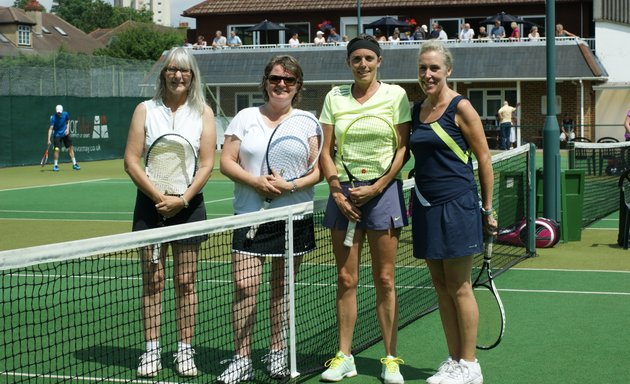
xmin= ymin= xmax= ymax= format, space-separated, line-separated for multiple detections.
xmin=143 ymin=99 xmax=202 ymax=157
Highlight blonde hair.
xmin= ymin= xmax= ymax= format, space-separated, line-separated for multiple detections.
xmin=154 ymin=47 xmax=206 ymax=115
xmin=418 ymin=40 xmax=454 ymax=70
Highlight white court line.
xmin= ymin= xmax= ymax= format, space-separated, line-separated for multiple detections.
xmin=512 ymin=267 xmax=630 ymax=274
xmin=1 ymin=371 xmax=179 ymax=383
xmin=499 ymin=288 xmax=630 ymax=296
xmin=0 ymin=179 xmax=112 ymax=192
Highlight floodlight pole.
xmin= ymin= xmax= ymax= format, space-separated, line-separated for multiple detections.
xmin=357 ymin=0 xmax=362 ymax=35
xmin=543 ymin=0 xmax=561 ymax=222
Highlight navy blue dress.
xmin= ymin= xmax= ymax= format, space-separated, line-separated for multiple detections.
xmin=409 ymin=96 xmax=483 ymax=260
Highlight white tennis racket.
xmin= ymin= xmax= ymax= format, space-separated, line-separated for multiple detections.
xmin=339 ymin=115 xmax=398 ymax=247
xmin=245 ymin=113 xmax=323 ymax=240
xmin=145 ymin=133 xmax=197 ymax=263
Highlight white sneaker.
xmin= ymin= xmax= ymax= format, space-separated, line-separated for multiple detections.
xmin=320 ymin=351 xmax=358 ymax=382
xmin=440 ymin=359 xmax=483 ymax=384
xmin=380 ymin=356 xmax=405 ymax=384
xmin=262 ymin=349 xmax=289 ymax=378
xmin=137 ymin=349 xmax=161 ymax=377
xmin=426 ymin=357 xmax=456 ymax=384
xmin=173 ymin=348 xmax=197 ymax=377
xmin=217 ymin=355 xmax=254 ymax=384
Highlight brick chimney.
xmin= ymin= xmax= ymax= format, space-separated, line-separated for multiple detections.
xmin=24 ymin=0 xmax=45 ymax=35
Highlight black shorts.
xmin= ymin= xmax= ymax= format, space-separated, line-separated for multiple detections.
xmin=132 ymin=190 xmax=208 ymax=244
xmin=53 ymin=135 xmax=73 ymax=149
xmin=232 ymin=216 xmax=316 ymax=257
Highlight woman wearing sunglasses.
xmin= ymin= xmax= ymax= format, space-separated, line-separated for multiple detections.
xmin=218 ymin=55 xmax=322 ymax=383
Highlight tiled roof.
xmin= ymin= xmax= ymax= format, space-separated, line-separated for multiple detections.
xmin=183 ymin=0 xmax=576 ymax=15
xmin=181 ymin=41 xmax=606 ymax=86
xmin=0 ymin=7 xmax=105 ymax=57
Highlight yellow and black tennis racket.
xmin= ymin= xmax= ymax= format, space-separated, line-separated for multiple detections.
xmin=339 ymin=115 xmax=398 ymax=247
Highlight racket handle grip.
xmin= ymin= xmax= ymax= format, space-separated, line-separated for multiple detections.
xmin=343 ymin=221 xmax=357 ymax=247
xmin=151 ymin=243 xmax=161 ymax=264
xmin=246 ymin=225 xmax=259 ymax=240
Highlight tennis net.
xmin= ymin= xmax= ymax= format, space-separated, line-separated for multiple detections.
xmin=0 ymin=144 xmax=535 ymax=383
xmin=569 ymin=140 xmax=630 ymax=227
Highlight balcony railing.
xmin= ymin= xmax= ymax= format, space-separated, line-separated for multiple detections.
xmin=189 ymin=37 xmax=595 ymax=53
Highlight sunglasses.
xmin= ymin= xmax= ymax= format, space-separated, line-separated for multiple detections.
xmin=267 ymin=75 xmax=298 ymax=86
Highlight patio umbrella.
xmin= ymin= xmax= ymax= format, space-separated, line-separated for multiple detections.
xmin=246 ymin=20 xmax=288 ymax=44
xmin=479 ymin=12 xmax=535 ymax=26
xmin=366 ymin=16 xmax=410 ymax=36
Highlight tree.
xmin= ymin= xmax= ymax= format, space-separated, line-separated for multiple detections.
xmin=112 ymin=6 xmax=153 ymax=26
xmin=51 ymin=0 xmax=154 ymax=33
xmin=94 ymin=23 xmax=184 ymax=61
xmin=52 ymin=0 xmax=114 ymax=33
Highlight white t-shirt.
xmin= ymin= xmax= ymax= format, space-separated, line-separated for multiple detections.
xmin=224 ymin=107 xmax=318 ymax=214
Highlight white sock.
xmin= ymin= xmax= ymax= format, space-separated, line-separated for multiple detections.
xmin=72 ymin=158 xmax=77 ymax=165
xmin=178 ymin=342 xmax=192 ymax=352
xmin=146 ymin=341 xmax=159 ymax=352
xmin=54 ymin=160 xmax=58 ymax=166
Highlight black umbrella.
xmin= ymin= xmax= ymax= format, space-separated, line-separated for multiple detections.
xmin=479 ymin=12 xmax=535 ymax=26
xmin=366 ymin=16 xmax=410 ymax=36
xmin=246 ymin=20 xmax=288 ymax=44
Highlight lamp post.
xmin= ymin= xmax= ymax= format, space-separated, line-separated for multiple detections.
xmin=357 ymin=0 xmax=362 ymax=35
xmin=543 ymin=0 xmax=560 ymax=222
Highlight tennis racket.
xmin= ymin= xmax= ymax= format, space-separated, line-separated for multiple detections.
xmin=145 ymin=133 xmax=198 ymax=263
xmin=473 ymin=235 xmax=506 ymax=350
xmin=40 ymin=143 xmax=51 ymax=167
xmin=245 ymin=113 xmax=323 ymax=240
xmin=339 ymin=115 xmax=398 ymax=247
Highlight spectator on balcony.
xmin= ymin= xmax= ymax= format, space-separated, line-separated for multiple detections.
xmin=459 ymin=23 xmax=474 ymax=42
xmin=388 ymin=30 xmax=401 ymax=44
xmin=478 ymin=26 xmax=489 ymax=40
xmin=555 ymin=24 xmax=577 ymax=37
xmin=374 ymin=28 xmax=387 ymax=42
xmin=429 ymin=22 xmax=440 ymax=39
xmin=490 ymin=20 xmax=506 ymax=40
xmin=212 ymin=30 xmax=227 ymax=49
xmin=528 ymin=26 xmax=540 ymax=41
xmin=227 ymin=31 xmax=242 ymax=47
xmin=437 ymin=25 xmax=448 ymax=41
xmin=509 ymin=22 xmax=521 ymax=41
xmin=289 ymin=32 xmax=300 ymax=47
xmin=412 ymin=25 xmax=426 ymax=40
xmin=192 ymin=35 xmax=206 ymax=49
xmin=314 ymin=30 xmax=326 ymax=46
xmin=327 ymin=28 xmax=341 ymax=44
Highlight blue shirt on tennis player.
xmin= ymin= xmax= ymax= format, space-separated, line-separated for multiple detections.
xmin=50 ymin=108 xmax=70 ymax=138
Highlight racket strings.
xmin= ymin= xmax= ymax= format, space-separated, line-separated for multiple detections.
xmin=341 ymin=116 xmax=398 ymax=181
xmin=146 ymin=136 xmax=197 ymax=195
xmin=265 ymin=115 xmax=323 ymax=181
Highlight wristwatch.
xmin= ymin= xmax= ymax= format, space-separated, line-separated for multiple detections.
xmin=481 ymin=207 xmax=494 ymax=216
xmin=290 ymin=181 xmax=298 ymax=193
xmin=180 ymin=196 xmax=189 ymax=208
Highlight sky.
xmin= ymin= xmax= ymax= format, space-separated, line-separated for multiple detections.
xmin=0 ymin=0 xmax=200 ymax=28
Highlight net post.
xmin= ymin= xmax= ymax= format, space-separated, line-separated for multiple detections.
xmin=527 ymin=143 xmax=537 ymax=254
xmin=567 ymin=140 xmax=576 ymax=169
xmin=285 ymin=208 xmax=300 ymax=379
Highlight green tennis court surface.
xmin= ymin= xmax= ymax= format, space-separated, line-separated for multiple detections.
xmin=2 ymin=146 xmax=629 ymax=383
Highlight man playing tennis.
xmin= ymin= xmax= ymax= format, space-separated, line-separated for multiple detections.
xmin=319 ymin=35 xmax=411 ymax=384
xmin=47 ymin=104 xmax=80 ymax=172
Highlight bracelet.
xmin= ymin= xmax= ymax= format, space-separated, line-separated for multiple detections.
xmin=180 ymin=196 xmax=189 ymax=208
xmin=290 ymin=180 xmax=298 ymax=194
xmin=481 ymin=207 xmax=495 ymax=216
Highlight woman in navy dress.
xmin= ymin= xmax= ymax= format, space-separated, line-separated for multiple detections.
xmin=409 ymin=40 xmax=497 ymax=384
